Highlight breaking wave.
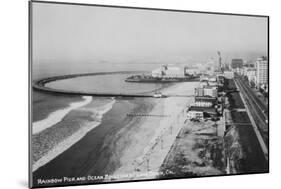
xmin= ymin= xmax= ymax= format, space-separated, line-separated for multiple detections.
xmin=32 ymin=98 xmax=116 ymax=172
xmin=33 ymin=96 xmax=93 ymax=134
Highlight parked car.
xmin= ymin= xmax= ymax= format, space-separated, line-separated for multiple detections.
xmin=153 ymin=92 xmax=167 ymax=98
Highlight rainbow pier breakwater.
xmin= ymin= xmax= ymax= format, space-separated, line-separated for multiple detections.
xmin=32 ymin=71 xmax=155 ymax=98
xmin=33 ymin=71 xmax=196 ymax=98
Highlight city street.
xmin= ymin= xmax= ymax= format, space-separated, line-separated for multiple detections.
xmin=235 ymin=77 xmax=268 ymax=147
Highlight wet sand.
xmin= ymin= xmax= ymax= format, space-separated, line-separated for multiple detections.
xmin=33 ymin=98 xmax=155 ymax=187
xmin=110 ymin=82 xmax=199 ymax=181
xmin=32 ymin=82 xmax=199 ymax=187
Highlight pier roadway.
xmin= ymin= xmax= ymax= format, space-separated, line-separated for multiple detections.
xmin=32 ymin=71 xmax=194 ymax=98
xmin=166 ymin=94 xmax=194 ymax=97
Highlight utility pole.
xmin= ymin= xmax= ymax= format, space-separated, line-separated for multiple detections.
xmin=160 ymin=131 xmax=164 ymax=149
xmin=146 ymin=157 xmax=150 ymax=171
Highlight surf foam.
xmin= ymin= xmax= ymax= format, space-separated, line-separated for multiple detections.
xmin=33 ymin=98 xmax=116 ymax=172
xmin=33 ymin=96 xmax=93 ymax=134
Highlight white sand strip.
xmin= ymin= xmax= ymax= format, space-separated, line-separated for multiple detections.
xmin=33 ymin=96 xmax=93 ymax=135
xmin=112 ymin=82 xmax=199 ymax=180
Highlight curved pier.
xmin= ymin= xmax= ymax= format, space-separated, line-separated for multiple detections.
xmin=32 ymin=71 xmax=156 ymax=97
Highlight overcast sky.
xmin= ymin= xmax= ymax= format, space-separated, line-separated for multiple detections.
xmin=32 ymin=2 xmax=268 ymax=68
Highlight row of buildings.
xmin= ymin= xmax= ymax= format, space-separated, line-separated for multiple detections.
xmin=187 ymin=76 xmax=221 ymax=120
xmin=151 ymin=65 xmax=200 ymax=78
xmin=224 ymin=56 xmax=268 ymax=92
xmin=152 ymin=65 xmax=184 ymax=78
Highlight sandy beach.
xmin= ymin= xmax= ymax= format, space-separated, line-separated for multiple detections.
xmin=32 ymin=81 xmax=199 ymax=187
xmin=109 ymin=82 xmax=199 ymax=181
xmin=32 ymin=97 xmax=152 ymax=187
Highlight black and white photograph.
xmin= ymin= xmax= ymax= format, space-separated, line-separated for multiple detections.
xmin=29 ymin=1 xmax=269 ymax=188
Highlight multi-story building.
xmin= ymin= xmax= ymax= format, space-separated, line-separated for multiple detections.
xmin=256 ymin=56 xmax=268 ymax=87
xmin=194 ymin=86 xmax=218 ymax=98
xmin=231 ymin=59 xmax=243 ymax=69
xmin=164 ymin=67 xmax=184 ymax=78
xmin=195 ymin=96 xmax=217 ymax=107
xmin=224 ymin=71 xmax=234 ymax=79
xmin=151 ymin=68 xmax=163 ymax=78
xmin=231 ymin=59 xmax=243 ymax=75
xmin=195 ymin=88 xmax=204 ymax=96
xmin=184 ymin=66 xmax=199 ymax=76
xmin=204 ymin=86 xmax=218 ymax=98
xmin=245 ymin=68 xmax=256 ymax=83
xmin=151 ymin=65 xmax=184 ymax=78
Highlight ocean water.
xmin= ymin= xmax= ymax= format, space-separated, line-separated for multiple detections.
xmin=31 ymin=66 xmax=204 ymax=187
xmin=31 ymin=61 xmax=186 ymax=180
xmin=33 ymin=96 xmax=93 ymax=134
xmin=45 ymin=73 xmax=169 ymax=94
xmin=32 ymin=95 xmax=116 ymax=171
xmin=32 ymin=90 xmax=84 ymax=122
xmin=32 ymin=67 xmax=171 ymax=172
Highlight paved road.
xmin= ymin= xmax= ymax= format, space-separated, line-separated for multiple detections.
xmin=235 ymin=77 xmax=269 ymax=147
xmin=239 ymin=79 xmax=268 ymax=115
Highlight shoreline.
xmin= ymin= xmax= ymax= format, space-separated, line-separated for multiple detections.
xmin=32 ymin=97 xmax=154 ymax=187
xmin=32 ymin=97 xmax=115 ymax=172
xmin=32 ymin=82 xmax=199 ymax=187
xmin=32 ymin=90 xmax=84 ymax=122
xmin=33 ymin=96 xmax=93 ymax=134
xmin=109 ymin=82 xmax=199 ymax=181
xmin=32 ymin=82 xmax=173 ymax=174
